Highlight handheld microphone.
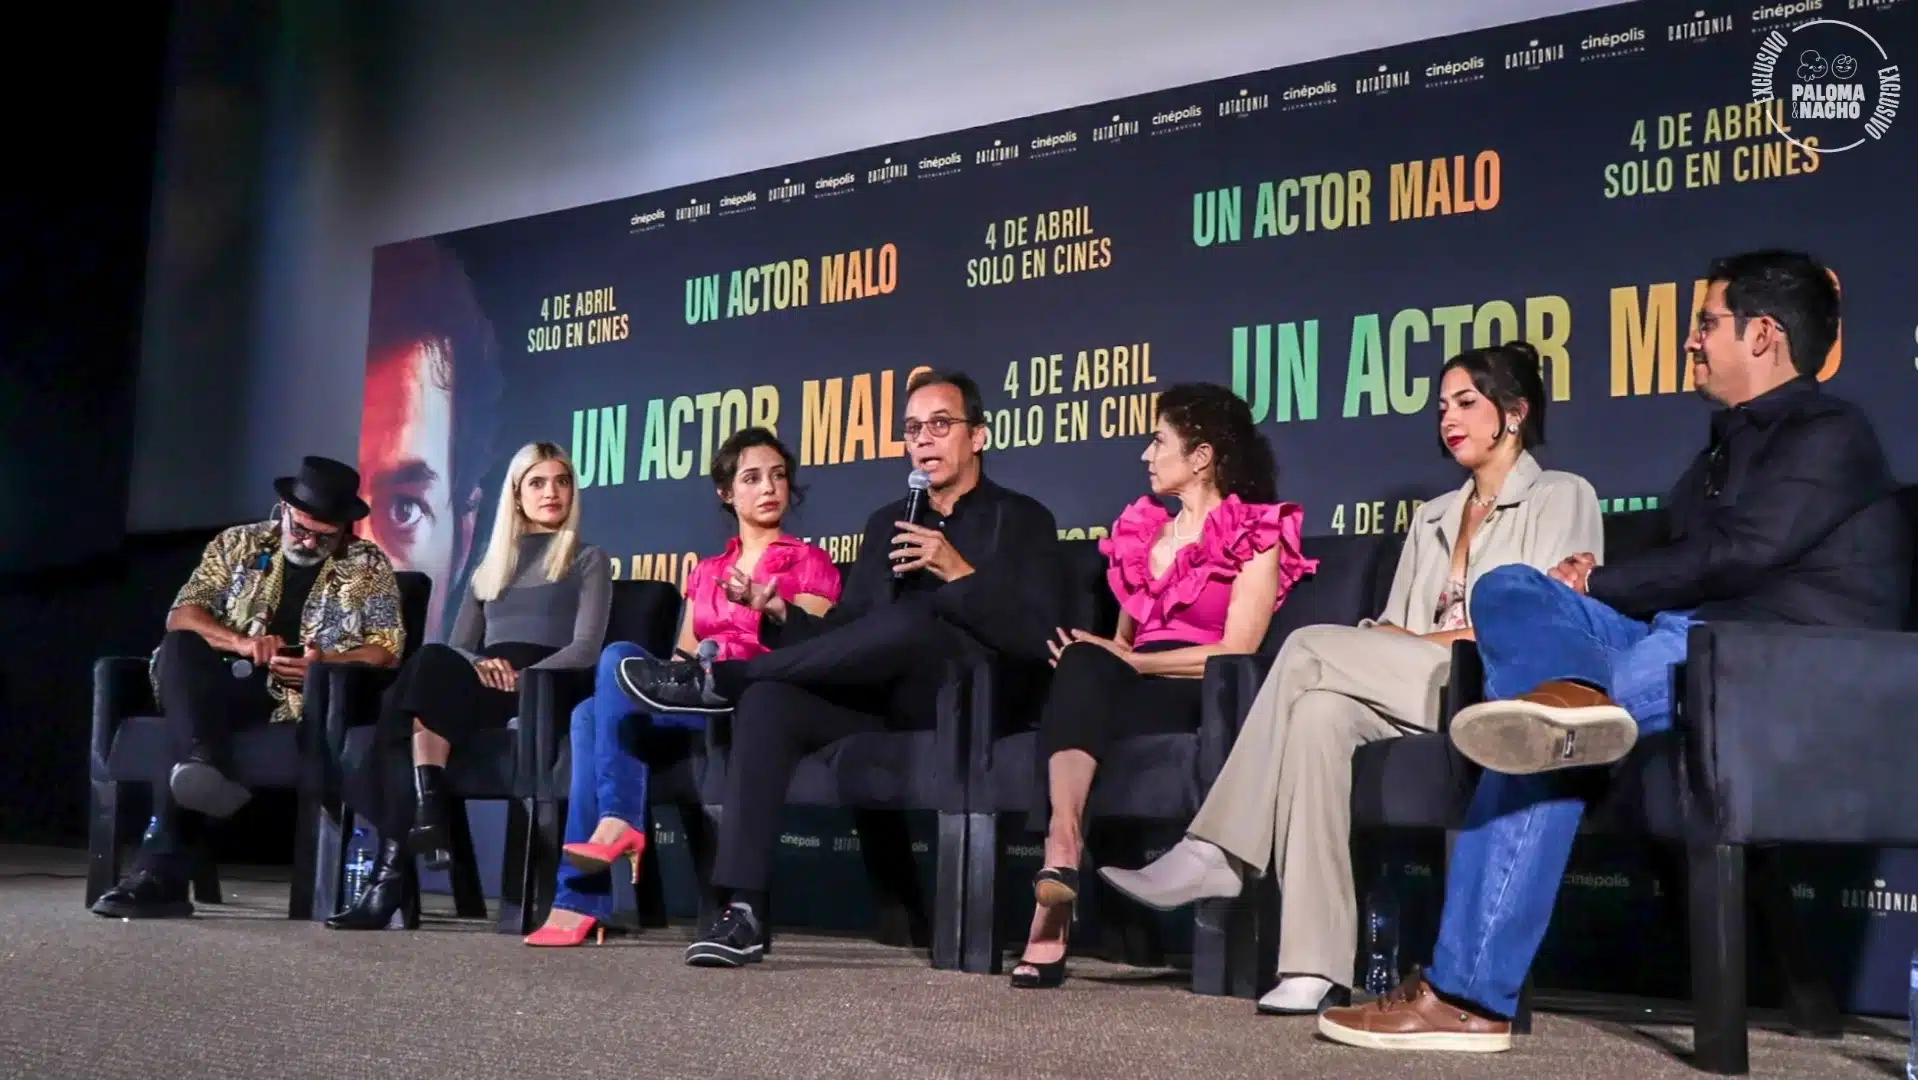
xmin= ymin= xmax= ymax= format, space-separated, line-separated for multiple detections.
xmin=895 ymin=469 xmax=932 ymax=579
xmin=230 ymin=658 xmax=255 ymax=679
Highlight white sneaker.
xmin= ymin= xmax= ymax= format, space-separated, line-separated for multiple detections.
xmin=1097 ymin=837 xmax=1242 ymax=911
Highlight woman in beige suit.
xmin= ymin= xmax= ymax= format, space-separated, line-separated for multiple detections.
xmin=1098 ymin=341 xmax=1603 ymax=1015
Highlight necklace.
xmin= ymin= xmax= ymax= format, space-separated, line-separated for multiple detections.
xmin=1467 ymin=490 xmax=1498 ymax=509
xmin=1170 ymin=509 xmax=1195 ymax=540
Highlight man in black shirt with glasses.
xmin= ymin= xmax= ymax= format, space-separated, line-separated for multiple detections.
xmin=1319 ymin=250 xmax=1909 ymax=1052
xmin=618 ymin=368 xmax=1063 ymax=967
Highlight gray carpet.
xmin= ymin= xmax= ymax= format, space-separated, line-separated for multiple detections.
xmin=0 ymin=846 xmax=1909 ymax=1080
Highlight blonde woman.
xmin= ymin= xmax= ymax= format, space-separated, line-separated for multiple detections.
xmin=330 ymin=442 xmax=612 ymax=930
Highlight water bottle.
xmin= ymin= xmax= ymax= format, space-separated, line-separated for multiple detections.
xmin=343 ymin=828 xmax=373 ymax=903
xmin=1905 ymin=948 xmax=1916 ymax=1080
xmin=1363 ymin=866 xmax=1401 ymax=995
xmin=142 ymin=816 xmax=161 ymax=843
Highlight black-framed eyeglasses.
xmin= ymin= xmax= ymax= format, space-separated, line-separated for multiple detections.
xmin=281 ymin=504 xmax=343 ymax=546
xmin=903 ymin=417 xmax=974 ymax=440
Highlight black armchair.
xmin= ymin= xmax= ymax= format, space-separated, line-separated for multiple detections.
xmin=86 ymin=570 xmax=431 ymax=919
xmin=698 ymin=637 xmax=972 ymax=967
xmin=949 ymin=537 xmax=1388 ymax=989
xmin=334 ymin=577 xmax=682 ymax=934
xmin=515 ymin=579 xmax=684 ymax=934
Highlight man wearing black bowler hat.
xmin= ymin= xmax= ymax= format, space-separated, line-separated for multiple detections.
xmin=92 ymin=457 xmax=407 ymax=919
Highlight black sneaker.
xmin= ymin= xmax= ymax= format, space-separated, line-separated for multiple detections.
xmin=91 ymin=868 xmax=194 ymax=919
xmin=685 ymin=902 xmax=764 ymax=967
xmin=617 ymin=655 xmax=733 ymax=715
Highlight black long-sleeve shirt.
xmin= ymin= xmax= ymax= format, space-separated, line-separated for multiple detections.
xmin=761 ymin=474 xmax=1064 ymax=663
xmin=1588 ymin=377 xmax=1911 ymax=628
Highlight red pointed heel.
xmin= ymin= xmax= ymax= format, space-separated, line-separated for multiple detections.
xmin=562 ymin=827 xmax=646 ymax=882
xmin=523 ymin=916 xmax=605 ymax=947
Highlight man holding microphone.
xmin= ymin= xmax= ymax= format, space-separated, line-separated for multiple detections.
xmin=618 ymin=369 xmax=1063 ymax=967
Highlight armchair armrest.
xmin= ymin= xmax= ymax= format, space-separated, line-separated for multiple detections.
xmin=312 ymin=661 xmax=401 ymax=791
xmin=1196 ymin=652 xmax=1274 ymax=786
xmin=1439 ymin=639 xmax=1485 ymax=732
xmin=91 ymin=657 xmax=154 ymax=780
xmin=1681 ymin=621 xmax=1918 ymax=846
xmin=515 ymin=668 xmax=586 ymax=800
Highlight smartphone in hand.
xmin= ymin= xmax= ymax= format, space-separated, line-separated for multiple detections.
xmin=277 ymin=645 xmax=304 ymax=658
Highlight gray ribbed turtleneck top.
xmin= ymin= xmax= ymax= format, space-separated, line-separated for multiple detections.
xmin=448 ymin=532 xmax=612 ymax=669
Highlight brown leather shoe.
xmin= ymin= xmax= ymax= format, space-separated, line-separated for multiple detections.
xmin=1317 ymin=968 xmax=1512 ymax=1052
xmin=1449 ymin=679 xmax=1637 ymax=775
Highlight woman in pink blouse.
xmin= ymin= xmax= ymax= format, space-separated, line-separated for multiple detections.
xmin=525 ymin=427 xmax=841 ymax=946
xmin=1012 ymin=382 xmax=1316 ymax=988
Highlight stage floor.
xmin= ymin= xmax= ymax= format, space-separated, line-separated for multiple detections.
xmin=0 ymin=845 xmax=1906 ymax=1080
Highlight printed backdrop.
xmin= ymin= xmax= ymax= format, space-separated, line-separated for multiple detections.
xmin=359 ymin=0 xmax=1918 ymax=1013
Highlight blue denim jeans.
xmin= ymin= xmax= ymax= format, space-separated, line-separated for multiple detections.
xmin=1425 ymin=564 xmax=1694 ymax=1018
xmin=552 ymin=642 xmax=705 ymax=919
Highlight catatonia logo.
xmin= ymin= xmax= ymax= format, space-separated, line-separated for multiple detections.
xmin=1752 ymin=17 xmax=1902 ymax=152
xmin=1152 ymin=105 xmax=1203 ymax=125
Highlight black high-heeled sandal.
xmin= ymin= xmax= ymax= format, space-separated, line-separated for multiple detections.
xmin=1010 ymin=887 xmax=1076 ymax=989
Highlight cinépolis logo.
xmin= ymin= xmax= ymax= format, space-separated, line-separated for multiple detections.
xmin=1580 ymin=26 xmax=1648 ymax=60
xmin=1030 ymin=130 xmax=1079 ymax=156
xmin=917 ymin=151 xmax=963 ymax=175
xmin=1425 ymin=55 xmax=1488 ymax=85
xmin=1281 ymin=79 xmax=1339 ymax=108
xmin=627 ymin=207 xmax=665 ymax=232
xmin=1151 ymin=104 xmax=1203 ymax=131
xmin=1752 ymin=17 xmax=1901 ymax=152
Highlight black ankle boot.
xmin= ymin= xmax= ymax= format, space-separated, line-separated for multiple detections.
xmin=325 ymin=838 xmax=412 ymax=931
xmin=407 ymin=764 xmax=453 ymax=870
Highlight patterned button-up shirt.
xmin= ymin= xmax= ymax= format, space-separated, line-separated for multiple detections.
xmin=152 ymin=519 xmax=405 ymax=722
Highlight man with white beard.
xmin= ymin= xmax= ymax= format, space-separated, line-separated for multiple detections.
xmin=92 ymin=456 xmax=405 ymax=919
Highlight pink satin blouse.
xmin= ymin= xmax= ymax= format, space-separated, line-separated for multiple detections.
xmin=683 ymin=534 xmax=842 ymax=661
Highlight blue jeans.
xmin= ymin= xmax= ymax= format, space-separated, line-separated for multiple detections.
xmin=1425 ymin=564 xmax=1694 ymax=1018
xmin=552 ymin=642 xmax=705 ymax=919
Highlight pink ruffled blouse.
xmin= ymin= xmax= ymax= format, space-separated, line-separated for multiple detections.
xmin=1099 ymin=495 xmax=1316 ymax=648
xmin=683 ymin=534 xmax=843 ymax=661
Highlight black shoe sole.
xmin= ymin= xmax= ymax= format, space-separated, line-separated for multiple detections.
xmin=684 ymin=942 xmax=763 ymax=967
xmin=91 ymin=897 xmax=194 ymax=919
xmin=169 ymin=762 xmax=252 ymax=819
xmin=615 ymin=661 xmax=734 ymax=715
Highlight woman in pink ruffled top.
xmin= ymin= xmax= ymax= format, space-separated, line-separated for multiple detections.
xmin=525 ymin=426 xmax=841 ymax=947
xmin=1011 ymin=383 xmax=1316 ymax=988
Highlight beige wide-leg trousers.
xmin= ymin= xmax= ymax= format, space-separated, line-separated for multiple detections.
xmin=1187 ymin=624 xmax=1451 ymax=985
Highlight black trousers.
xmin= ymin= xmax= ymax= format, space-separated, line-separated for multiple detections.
xmin=137 ymin=630 xmax=278 ymax=874
xmin=711 ymin=602 xmax=980 ymax=892
xmin=343 ymin=641 xmax=557 ymax=839
xmin=1031 ymin=640 xmax=1203 ymax=829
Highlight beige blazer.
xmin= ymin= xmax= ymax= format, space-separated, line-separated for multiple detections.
xmin=1362 ymin=451 xmax=1604 ymax=635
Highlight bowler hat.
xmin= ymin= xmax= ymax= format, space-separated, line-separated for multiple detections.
xmin=273 ymin=456 xmax=371 ymax=524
